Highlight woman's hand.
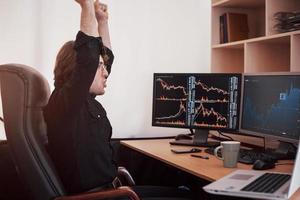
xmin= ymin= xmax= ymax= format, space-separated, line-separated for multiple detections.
xmin=75 ymin=0 xmax=92 ymax=7
xmin=94 ymin=0 xmax=109 ymax=22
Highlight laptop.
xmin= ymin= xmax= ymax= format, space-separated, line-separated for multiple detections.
xmin=203 ymin=141 xmax=300 ymax=200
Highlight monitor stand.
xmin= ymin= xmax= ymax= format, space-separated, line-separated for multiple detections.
xmin=169 ymin=129 xmax=220 ymax=147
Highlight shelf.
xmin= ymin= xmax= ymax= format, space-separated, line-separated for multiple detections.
xmin=212 ymin=0 xmax=264 ymax=8
xmin=212 ymin=30 xmax=300 ymax=48
xmin=245 ymin=36 xmax=290 ymax=72
xmin=266 ymin=0 xmax=300 ymax=36
xmin=212 ymin=1 xmax=265 ymax=45
xmin=211 ymin=47 xmax=244 ymax=73
xmin=212 ymin=41 xmax=244 ymax=49
xmin=211 ymin=0 xmax=300 ymax=73
xmin=291 ymin=34 xmax=300 ymax=72
xmin=212 ymin=42 xmax=243 ymax=49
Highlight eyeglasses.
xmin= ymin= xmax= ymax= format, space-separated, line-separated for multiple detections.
xmin=98 ymin=61 xmax=108 ymax=72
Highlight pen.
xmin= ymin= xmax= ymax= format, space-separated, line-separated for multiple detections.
xmin=191 ymin=154 xmax=209 ymax=159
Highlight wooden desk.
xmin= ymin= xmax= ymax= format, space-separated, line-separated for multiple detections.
xmin=121 ymin=139 xmax=294 ymax=182
xmin=121 ymin=139 xmax=300 ymax=200
xmin=121 ymin=139 xmax=299 ymax=199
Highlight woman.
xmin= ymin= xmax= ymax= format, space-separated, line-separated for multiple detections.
xmin=44 ymin=0 xmax=191 ymax=199
xmin=44 ymin=0 xmax=116 ymax=193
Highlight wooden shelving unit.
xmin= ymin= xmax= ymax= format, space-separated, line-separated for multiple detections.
xmin=211 ymin=0 xmax=300 ymax=73
xmin=291 ymin=33 xmax=300 ymax=71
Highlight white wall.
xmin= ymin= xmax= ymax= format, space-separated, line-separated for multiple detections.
xmin=0 ymin=0 xmax=211 ymax=139
xmin=0 ymin=0 xmax=41 ymax=68
xmin=0 ymin=0 xmax=41 ymax=140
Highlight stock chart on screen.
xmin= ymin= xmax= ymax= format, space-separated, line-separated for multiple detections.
xmin=241 ymin=75 xmax=300 ymax=140
xmin=152 ymin=73 xmax=241 ymax=130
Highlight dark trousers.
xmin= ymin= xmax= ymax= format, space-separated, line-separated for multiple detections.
xmin=114 ymin=185 xmax=192 ymax=200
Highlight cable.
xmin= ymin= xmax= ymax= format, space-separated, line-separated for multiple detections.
xmin=217 ymin=131 xmax=234 ymax=141
xmin=0 ymin=117 xmax=3 ymax=122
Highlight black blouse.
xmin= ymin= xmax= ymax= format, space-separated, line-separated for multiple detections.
xmin=43 ymin=31 xmax=117 ymax=194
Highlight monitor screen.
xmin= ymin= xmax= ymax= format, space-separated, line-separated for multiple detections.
xmin=152 ymin=73 xmax=241 ymax=131
xmin=240 ymin=73 xmax=300 ymax=142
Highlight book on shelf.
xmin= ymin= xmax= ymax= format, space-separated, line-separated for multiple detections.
xmin=219 ymin=12 xmax=249 ymax=44
xmin=220 ymin=14 xmax=225 ymax=43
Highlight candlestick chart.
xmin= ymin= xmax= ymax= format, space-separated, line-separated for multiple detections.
xmin=152 ymin=74 xmax=240 ymax=130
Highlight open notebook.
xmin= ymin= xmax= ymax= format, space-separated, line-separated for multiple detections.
xmin=203 ymin=141 xmax=300 ymax=200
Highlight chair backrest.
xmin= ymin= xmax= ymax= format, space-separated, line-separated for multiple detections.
xmin=0 ymin=64 xmax=66 ymax=200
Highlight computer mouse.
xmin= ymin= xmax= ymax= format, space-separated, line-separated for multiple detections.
xmin=175 ymin=134 xmax=193 ymax=140
xmin=252 ymin=159 xmax=275 ymax=170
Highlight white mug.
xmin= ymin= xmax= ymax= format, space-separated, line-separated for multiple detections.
xmin=214 ymin=141 xmax=240 ymax=168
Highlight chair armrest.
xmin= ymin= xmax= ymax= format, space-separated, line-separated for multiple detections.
xmin=118 ymin=166 xmax=135 ymax=186
xmin=54 ymin=186 xmax=140 ymax=200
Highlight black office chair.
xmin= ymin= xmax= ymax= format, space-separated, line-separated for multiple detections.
xmin=0 ymin=64 xmax=139 ymax=200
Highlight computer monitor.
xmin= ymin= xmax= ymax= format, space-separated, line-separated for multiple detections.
xmin=240 ymin=73 xmax=300 ymax=153
xmin=152 ymin=73 xmax=241 ymax=146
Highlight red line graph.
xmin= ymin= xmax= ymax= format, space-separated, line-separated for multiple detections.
xmin=156 ymin=96 xmax=187 ymax=101
xmin=193 ymin=122 xmax=227 ymax=128
xmin=154 ymin=76 xmax=237 ymax=128
xmin=195 ymin=80 xmax=229 ymax=95
xmin=156 ymin=78 xmax=187 ymax=95
xmin=155 ymin=101 xmax=186 ymax=120
xmin=155 ymin=121 xmax=185 ymax=126
xmin=193 ymin=103 xmax=227 ymax=125
xmin=195 ymin=96 xmax=228 ymax=103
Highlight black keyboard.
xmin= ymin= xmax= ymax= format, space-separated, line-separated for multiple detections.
xmin=204 ymin=147 xmax=283 ymax=164
xmin=241 ymin=173 xmax=291 ymax=193
xmin=238 ymin=148 xmax=278 ymax=164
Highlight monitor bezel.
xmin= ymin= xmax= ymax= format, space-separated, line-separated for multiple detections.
xmin=152 ymin=73 xmax=242 ymax=132
xmin=239 ymin=72 xmax=300 ymax=143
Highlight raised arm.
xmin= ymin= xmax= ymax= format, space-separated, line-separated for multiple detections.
xmin=47 ymin=1 xmax=104 ymax=120
xmin=94 ymin=0 xmax=112 ymax=49
xmin=75 ymin=0 xmax=98 ymax=37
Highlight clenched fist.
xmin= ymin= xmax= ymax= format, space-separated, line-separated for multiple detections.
xmin=94 ymin=0 xmax=109 ymax=22
xmin=75 ymin=0 xmax=93 ymax=6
